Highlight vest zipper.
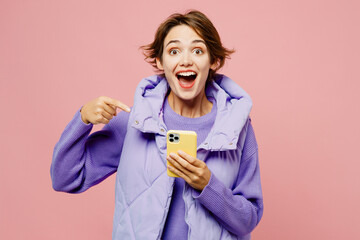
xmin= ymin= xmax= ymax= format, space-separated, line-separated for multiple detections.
xmin=157 ymin=177 xmax=175 ymax=239
xmin=183 ymin=183 xmax=192 ymax=239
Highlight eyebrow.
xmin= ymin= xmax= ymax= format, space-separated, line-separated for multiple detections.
xmin=165 ymin=39 xmax=206 ymax=47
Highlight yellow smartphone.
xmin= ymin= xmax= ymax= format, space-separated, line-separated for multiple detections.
xmin=166 ymin=130 xmax=197 ymax=177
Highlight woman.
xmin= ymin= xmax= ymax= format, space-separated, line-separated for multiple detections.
xmin=51 ymin=10 xmax=263 ymax=240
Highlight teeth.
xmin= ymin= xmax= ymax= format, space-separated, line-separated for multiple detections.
xmin=177 ymin=72 xmax=196 ymax=77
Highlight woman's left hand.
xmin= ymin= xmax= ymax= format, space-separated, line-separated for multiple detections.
xmin=167 ymin=150 xmax=211 ymax=191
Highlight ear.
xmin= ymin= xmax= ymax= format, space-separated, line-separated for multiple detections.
xmin=210 ymin=61 xmax=218 ymax=71
xmin=156 ymin=58 xmax=164 ymax=70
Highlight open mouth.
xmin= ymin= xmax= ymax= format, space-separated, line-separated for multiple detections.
xmin=176 ymin=71 xmax=197 ymax=89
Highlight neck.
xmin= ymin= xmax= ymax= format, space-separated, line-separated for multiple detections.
xmin=167 ymin=90 xmax=213 ymax=118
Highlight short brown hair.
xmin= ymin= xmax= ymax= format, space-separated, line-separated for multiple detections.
xmin=141 ymin=10 xmax=234 ymax=80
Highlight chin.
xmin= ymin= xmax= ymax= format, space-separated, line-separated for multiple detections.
xmin=175 ymin=90 xmax=200 ymax=102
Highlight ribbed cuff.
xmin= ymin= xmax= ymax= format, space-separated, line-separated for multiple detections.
xmin=191 ymin=173 xmax=238 ymax=219
xmin=64 ymin=108 xmax=93 ymax=137
xmin=192 ymin=172 xmax=224 ymax=201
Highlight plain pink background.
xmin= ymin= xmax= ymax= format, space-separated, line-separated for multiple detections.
xmin=1 ymin=0 xmax=359 ymax=239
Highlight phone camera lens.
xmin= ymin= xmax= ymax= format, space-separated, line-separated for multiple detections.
xmin=169 ymin=134 xmax=174 ymax=138
xmin=169 ymin=138 xmax=174 ymax=142
xmin=174 ymin=137 xmax=179 ymax=140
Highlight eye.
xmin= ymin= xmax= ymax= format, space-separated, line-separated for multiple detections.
xmin=193 ymin=48 xmax=203 ymax=54
xmin=169 ymin=49 xmax=179 ymax=55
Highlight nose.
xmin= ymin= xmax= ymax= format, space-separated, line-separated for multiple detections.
xmin=180 ymin=51 xmax=193 ymax=67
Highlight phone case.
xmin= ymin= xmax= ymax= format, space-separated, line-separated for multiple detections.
xmin=166 ymin=130 xmax=197 ymax=177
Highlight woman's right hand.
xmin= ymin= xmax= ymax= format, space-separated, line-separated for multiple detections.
xmin=80 ymin=96 xmax=131 ymax=125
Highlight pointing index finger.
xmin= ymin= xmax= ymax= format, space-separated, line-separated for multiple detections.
xmin=103 ymin=96 xmax=131 ymax=113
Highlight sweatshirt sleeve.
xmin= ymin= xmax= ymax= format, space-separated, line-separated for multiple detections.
xmin=50 ymin=108 xmax=130 ymax=193
xmin=192 ymin=122 xmax=263 ymax=236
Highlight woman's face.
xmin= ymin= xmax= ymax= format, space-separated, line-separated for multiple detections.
xmin=156 ymin=25 xmax=216 ymax=101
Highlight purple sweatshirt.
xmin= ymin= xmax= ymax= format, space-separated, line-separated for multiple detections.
xmin=162 ymin=96 xmax=217 ymax=239
xmin=51 ymin=97 xmax=261 ymax=237
xmin=161 ymin=96 xmax=259 ymax=239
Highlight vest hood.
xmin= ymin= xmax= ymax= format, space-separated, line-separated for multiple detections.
xmin=130 ymin=74 xmax=252 ymax=151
